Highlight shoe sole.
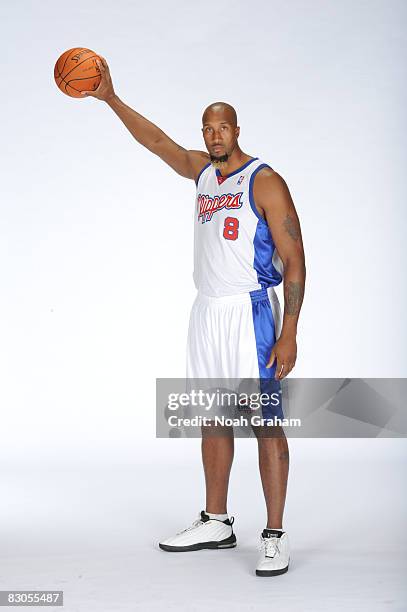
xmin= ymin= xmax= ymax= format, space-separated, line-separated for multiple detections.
xmin=256 ymin=564 xmax=289 ymax=577
xmin=159 ymin=534 xmax=237 ymax=552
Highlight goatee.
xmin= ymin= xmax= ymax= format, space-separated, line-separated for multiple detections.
xmin=210 ymin=152 xmax=229 ymax=168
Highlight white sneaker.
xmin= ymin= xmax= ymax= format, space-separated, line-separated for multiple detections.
xmin=256 ymin=529 xmax=290 ymax=576
xmin=159 ymin=511 xmax=237 ymax=552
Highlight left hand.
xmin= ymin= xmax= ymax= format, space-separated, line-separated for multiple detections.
xmin=266 ymin=335 xmax=297 ymax=380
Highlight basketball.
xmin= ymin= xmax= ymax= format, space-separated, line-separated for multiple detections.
xmin=54 ymin=48 xmax=101 ymax=98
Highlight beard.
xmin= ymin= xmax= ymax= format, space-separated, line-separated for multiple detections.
xmin=210 ymin=152 xmax=229 ymax=168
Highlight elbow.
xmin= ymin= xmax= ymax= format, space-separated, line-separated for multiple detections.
xmin=282 ymin=254 xmax=306 ymax=277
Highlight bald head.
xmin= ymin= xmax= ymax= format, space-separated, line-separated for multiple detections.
xmin=202 ymin=102 xmax=238 ymax=128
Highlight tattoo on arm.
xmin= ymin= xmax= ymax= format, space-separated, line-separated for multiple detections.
xmin=285 ymin=281 xmax=304 ymax=315
xmin=283 ymin=214 xmax=300 ymax=241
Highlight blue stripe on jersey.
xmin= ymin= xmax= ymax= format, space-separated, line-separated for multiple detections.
xmin=195 ymin=162 xmax=211 ymax=186
xmin=249 ymin=164 xmax=283 ymax=289
xmin=250 ymin=288 xmax=284 ymax=420
xmin=215 ymin=156 xmax=259 ymax=180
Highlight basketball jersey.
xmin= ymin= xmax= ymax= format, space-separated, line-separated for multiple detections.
xmin=193 ymin=157 xmax=284 ymax=297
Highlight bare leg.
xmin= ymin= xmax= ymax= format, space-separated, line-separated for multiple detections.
xmin=201 ymin=425 xmax=234 ymax=514
xmin=254 ymin=426 xmax=289 ymax=529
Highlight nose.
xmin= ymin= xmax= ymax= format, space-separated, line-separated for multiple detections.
xmin=211 ymin=128 xmax=223 ymax=142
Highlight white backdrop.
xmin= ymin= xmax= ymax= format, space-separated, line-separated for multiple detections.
xmin=1 ymin=0 xmax=406 ymax=456
xmin=0 ymin=1 xmax=406 ymax=610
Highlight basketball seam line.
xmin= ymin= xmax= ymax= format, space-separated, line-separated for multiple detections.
xmin=56 ymin=47 xmax=83 ymax=82
xmin=57 ymin=54 xmax=99 ymax=86
xmin=55 ymin=68 xmax=82 ymax=93
xmin=55 ymin=68 xmax=99 ymax=93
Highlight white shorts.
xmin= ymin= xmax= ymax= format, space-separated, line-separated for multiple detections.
xmin=186 ymin=286 xmax=284 ymax=419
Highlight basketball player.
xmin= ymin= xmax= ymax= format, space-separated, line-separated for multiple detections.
xmin=81 ymin=57 xmax=306 ymax=577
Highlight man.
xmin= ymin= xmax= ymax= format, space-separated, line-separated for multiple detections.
xmin=81 ymin=57 xmax=306 ymax=577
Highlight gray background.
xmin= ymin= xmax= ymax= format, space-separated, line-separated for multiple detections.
xmin=1 ymin=0 xmax=406 ymax=610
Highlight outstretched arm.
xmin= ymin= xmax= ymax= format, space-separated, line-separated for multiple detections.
xmin=253 ymin=168 xmax=306 ymax=379
xmin=81 ymin=56 xmax=209 ymax=180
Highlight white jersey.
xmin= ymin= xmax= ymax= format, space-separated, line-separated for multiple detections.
xmin=193 ymin=157 xmax=283 ymax=297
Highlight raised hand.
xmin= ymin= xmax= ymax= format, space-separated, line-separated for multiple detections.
xmin=81 ymin=55 xmax=115 ymax=102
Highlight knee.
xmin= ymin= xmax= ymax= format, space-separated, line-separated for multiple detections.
xmin=201 ymin=422 xmax=234 ymax=439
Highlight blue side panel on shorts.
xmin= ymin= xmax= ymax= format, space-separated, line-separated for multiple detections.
xmin=250 ymin=288 xmax=284 ymax=420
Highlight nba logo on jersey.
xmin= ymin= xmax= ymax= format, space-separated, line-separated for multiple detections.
xmin=237 ymin=175 xmax=245 ymax=185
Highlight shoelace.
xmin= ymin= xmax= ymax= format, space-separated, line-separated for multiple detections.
xmin=177 ymin=518 xmax=203 ymax=535
xmin=260 ymin=535 xmax=280 ymax=558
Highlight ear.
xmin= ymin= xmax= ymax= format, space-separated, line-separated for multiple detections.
xmin=236 ymin=126 xmax=240 ymax=138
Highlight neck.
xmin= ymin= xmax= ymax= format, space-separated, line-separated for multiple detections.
xmin=212 ymin=148 xmax=253 ymax=175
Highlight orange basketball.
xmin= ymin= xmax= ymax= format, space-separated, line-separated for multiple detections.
xmin=54 ymin=47 xmax=101 ymax=98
